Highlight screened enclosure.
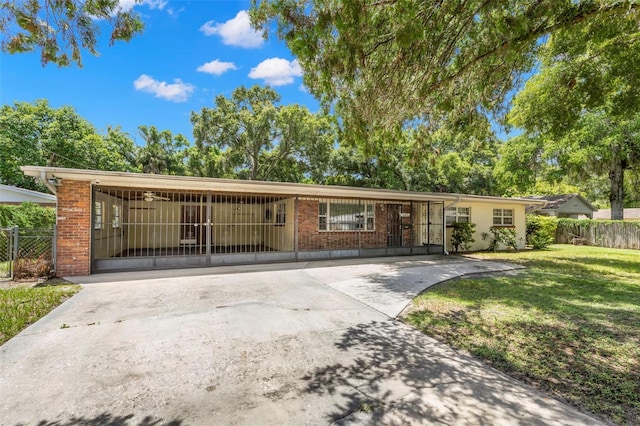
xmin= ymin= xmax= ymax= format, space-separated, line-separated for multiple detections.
xmin=92 ymin=186 xmax=445 ymax=272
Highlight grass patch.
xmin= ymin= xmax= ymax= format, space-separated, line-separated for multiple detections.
xmin=0 ymin=284 xmax=80 ymax=345
xmin=404 ymin=245 xmax=640 ymax=425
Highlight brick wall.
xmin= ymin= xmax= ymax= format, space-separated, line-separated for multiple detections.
xmin=56 ymin=180 xmax=91 ymax=276
xmin=297 ymin=199 xmax=388 ymax=250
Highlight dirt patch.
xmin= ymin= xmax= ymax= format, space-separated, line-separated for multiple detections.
xmin=0 ymin=277 xmax=71 ymax=290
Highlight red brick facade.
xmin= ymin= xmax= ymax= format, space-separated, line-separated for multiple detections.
xmin=54 ymin=186 xmax=419 ymax=276
xmin=56 ymin=180 xmax=91 ymax=276
xmin=297 ymin=199 xmax=415 ymax=250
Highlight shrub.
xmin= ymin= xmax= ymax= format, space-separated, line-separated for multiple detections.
xmin=482 ymin=227 xmax=518 ymax=251
xmin=528 ymin=232 xmax=555 ymax=249
xmin=525 ymin=215 xmax=558 ymax=249
xmin=451 ymin=222 xmax=476 ymax=253
xmin=0 ymin=202 xmax=56 ymax=228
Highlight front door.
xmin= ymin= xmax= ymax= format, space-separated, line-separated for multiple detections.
xmin=181 ymin=205 xmax=202 ymax=244
xmin=386 ymin=204 xmax=403 ymax=247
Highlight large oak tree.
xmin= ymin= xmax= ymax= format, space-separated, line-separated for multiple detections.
xmin=503 ymin=12 xmax=640 ymax=219
xmin=252 ymin=0 xmax=639 ymax=147
xmin=190 ymin=85 xmax=334 ymax=182
xmin=1 ymin=0 xmax=143 ymax=66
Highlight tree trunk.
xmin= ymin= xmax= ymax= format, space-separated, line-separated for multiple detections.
xmin=608 ymin=149 xmax=625 ymax=220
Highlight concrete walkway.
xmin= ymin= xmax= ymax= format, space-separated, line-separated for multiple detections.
xmin=0 ymin=256 xmax=600 ymax=425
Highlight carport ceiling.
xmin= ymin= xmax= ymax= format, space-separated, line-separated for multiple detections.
xmin=96 ymin=187 xmax=286 ymax=204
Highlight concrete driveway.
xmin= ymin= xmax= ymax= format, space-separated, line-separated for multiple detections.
xmin=0 ymin=256 xmax=600 ymax=425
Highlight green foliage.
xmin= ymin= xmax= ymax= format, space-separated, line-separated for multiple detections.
xmin=326 ymin=118 xmax=499 ymax=194
xmin=528 ymin=232 xmax=555 ymax=250
xmin=450 ymin=222 xmax=476 ymax=254
xmin=252 ymin=0 xmax=636 ymax=147
xmin=136 ymin=126 xmax=188 ymax=175
xmin=504 ymin=12 xmax=640 ymax=219
xmin=526 ymin=215 xmax=558 ymax=249
xmin=0 ymin=0 xmax=143 ymax=67
xmin=482 ymin=227 xmax=518 ymax=252
xmin=0 ymin=100 xmax=138 ymax=191
xmin=190 ymin=85 xmax=335 ymax=182
xmin=556 ymin=218 xmax=594 ymax=228
xmin=0 ymin=203 xmax=55 ymax=228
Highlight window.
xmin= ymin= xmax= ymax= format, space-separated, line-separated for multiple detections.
xmin=445 ymin=207 xmax=470 ymax=226
xmin=94 ymin=201 xmax=103 ymax=230
xmin=112 ymin=205 xmax=121 ymax=228
xmin=318 ymin=201 xmax=375 ymax=231
xmin=493 ymin=208 xmax=514 ymax=226
xmin=275 ymin=202 xmax=286 ymax=225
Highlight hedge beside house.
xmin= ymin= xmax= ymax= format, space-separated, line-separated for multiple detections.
xmin=556 ymin=218 xmax=640 ymax=250
xmin=0 ymin=202 xmax=56 ymax=228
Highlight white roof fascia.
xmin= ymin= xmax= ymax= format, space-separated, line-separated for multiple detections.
xmin=0 ymin=183 xmax=56 ymax=200
xmin=20 ymin=166 xmax=543 ymax=206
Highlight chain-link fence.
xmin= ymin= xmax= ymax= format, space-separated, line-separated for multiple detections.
xmin=0 ymin=226 xmax=56 ymax=280
xmin=0 ymin=227 xmax=17 ymax=279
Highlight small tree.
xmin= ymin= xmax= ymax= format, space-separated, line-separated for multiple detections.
xmin=451 ymin=222 xmax=476 ymax=253
xmin=526 ymin=215 xmax=558 ymax=250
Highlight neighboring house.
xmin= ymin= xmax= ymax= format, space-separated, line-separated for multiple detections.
xmin=20 ymin=166 xmax=543 ymax=276
xmin=0 ymin=183 xmax=56 ymax=207
xmin=525 ymin=194 xmax=597 ymax=219
xmin=593 ymin=208 xmax=640 ymax=220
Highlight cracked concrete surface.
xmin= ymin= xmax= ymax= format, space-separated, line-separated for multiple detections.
xmin=0 ymin=256 xmax=601 ymax=425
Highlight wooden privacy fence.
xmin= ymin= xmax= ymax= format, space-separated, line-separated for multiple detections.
xmin=556 ymin=221 xmax=640 ymax=250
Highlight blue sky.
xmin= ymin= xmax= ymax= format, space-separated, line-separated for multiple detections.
xmin=0 ymin=0 xmax=320 ymax=145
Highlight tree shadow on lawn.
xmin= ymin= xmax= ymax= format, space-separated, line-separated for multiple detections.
xmin=407 ymin=307 xmax=640 ymax=425
xmin=16 ymin=413 xmax=183 ymax=426
xmin=405 ymin=257 xmax=640 ymax=425
xmin=536 ymin=254 xmax=640 ymax=276
xmin=300 ymin=319 xmax=592 ymax=425
xmin=445 ymin=257 xmax=640 ymax=329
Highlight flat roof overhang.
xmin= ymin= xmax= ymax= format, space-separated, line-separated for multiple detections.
xmin=20 ymin=166 xmax=545 ymax=206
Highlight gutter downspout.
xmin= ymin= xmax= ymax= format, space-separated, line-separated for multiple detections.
xmin=442 ymin=196 xmax=461 ymax=255
xmin=40 ymin=171 xmax=58 ymax=195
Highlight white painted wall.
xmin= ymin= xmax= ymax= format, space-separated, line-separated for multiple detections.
xmin=445 ymin=202 xmax=527 ymax=251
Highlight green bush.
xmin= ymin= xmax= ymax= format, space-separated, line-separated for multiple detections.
xmin=528 ymin=232 xmax=554 ymax=249
xmin=451 ymin=222 xmax=476 ymax=253
xmin=0 ymin=202 xmax=56 ymax=228
xmin=482 ymin=226 xmax=518 ymax=251
xmin=525 ymin=215 xmax=558 ymax=249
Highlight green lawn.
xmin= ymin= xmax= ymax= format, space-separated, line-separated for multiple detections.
xmin=404 ymin=245 xmax=640 ymax=425
xmin=0 ymin=284 xmax=80 ymax=345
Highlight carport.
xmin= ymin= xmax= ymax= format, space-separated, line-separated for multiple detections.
xmin=20 ymin=166 xmax=542 ymax=276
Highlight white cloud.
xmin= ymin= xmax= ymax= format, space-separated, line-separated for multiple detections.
xmin=200 ymin=10 xmax=263 ymax=48
xmin=249 ymin=58 xmax=302 ymax=86
xmin=118 ymin=0 xmax=167 ymax=11
xmin=197 ymin=59 xmax=238 ymax=76
xmin=133 ymin=74 xmax=195 ymax=102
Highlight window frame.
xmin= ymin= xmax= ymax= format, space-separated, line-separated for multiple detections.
xmin=94 ymin=201 xmax=103 ymax=230
xmin=492 ymin=208 xmax=514 ymax=226
xmin=112 ymin=204 xmax=121 ymax=229
xmin=318 ymin=200 xmax=375 ymax=232
xmin=445 ymin=206 xmax=471 ymax=226
xmin=275 ymin=202 xmax=286 ymax=226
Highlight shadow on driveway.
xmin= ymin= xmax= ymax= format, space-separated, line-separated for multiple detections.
xmin=302 ymin=319 xmax=599 ymax=425
xmin=19 ymin=414 xmax=183 ymax=426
